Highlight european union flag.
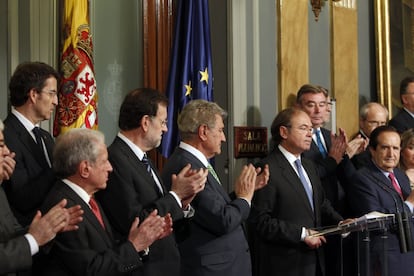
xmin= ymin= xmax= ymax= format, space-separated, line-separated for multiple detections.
xmin=160 ymin=0 xmax=213 ymax=158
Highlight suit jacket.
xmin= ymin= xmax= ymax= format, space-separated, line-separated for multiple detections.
xmin=38 ymin=181 xmax=143 ymax=276
xmin=3 ymin=114 xmax=55 ymax=226
xmin=0 ymin=186 xmax=32 ymax=276
xmin=302 ymin=127 xmax=356 ymax=215
xmin=96 ymin=137 xmax=182 ymax=276
xmin=161 ymin=147 xmax=252 ymax=276
xmin=250 ymin=148 xmax=342 ymax=276
xmin=348 ymin=161 xmax=414 ymax=275
xmin=389 ymin=108 xmax=414 ymax=134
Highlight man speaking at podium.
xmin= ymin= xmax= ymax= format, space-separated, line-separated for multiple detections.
xmin=349 ymin=125 xmax=414 ymax=275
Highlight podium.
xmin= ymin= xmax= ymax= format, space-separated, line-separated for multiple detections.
xmin=311 ymin=212 xmax=395 ymax=276
xmin=311 ymin=211 xmax=394 ymax=237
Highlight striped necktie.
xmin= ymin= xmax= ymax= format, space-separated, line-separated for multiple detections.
xmin=315 ymin=129 xmax=327 ymax=158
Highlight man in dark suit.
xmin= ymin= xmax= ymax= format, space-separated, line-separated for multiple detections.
xmin=0 ymin=119 xmax=82 ymax=276
xmin=295 ymin=84 xmax=364 ymax=276
xmin=161 ymin=99 xmax=269 ymax=276
xmin=351 ymin=102 xmax=388 ymax=170
xmin=96 ymin=88 xmax=208 ymax=276
xmin=3 ymin=62 xmax=59 ymax=227
xmin=250 ymin=107 xmax=344 ymax=276
xmin=39 ymin=128 xmax=171 ymax=276
xmin=389 ymin=76 xmax=414 ymax=133
xmin=296 ymin=84 xmax=364 ymax=214
xmin=348 ymin=125 xmax=414 ymax=275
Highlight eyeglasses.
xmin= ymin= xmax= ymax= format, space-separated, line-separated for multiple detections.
xmin=40 ymin=90 xmax=58 ymax=97
xmin=151 ymin=116 xmax=168 ymax=127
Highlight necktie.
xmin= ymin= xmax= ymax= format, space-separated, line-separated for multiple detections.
xmin=294 ymin=159 xmax=314 ymax=210
xmin=142 ymin=154 xmax=163 ymax=195
xmin=388 ymin=172 xmax=403 ymax=198
xmin=32 ymin=127 xmax=44 ymax=152
xmin=89 ymin=197 xmax=105 ymax=229
xmin=207 ymin=164 xmax=221 ymax=185
xmin=141 ymin=154 xmax=152 ymax=176
xmin=315 ymin=129 xmax=327 ymax=158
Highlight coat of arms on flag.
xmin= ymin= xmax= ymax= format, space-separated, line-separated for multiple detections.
xmin=54 ymin=0 xmax=98 ymax=136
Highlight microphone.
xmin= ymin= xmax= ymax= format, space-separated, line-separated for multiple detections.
xmin=373 ymin=176 xmax=412 ymax=253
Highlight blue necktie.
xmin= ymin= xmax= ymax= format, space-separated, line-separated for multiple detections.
xmin=141 ymin=154 xmax=152 ymax=176
xmin=294 ymin=159 xmax=314 ymax=210
xmin=315 ymin=129 xmax=327 ymax=158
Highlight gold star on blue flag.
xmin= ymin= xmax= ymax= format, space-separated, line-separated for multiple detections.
xmin=161 ymin=0 xmax=214 ymax=158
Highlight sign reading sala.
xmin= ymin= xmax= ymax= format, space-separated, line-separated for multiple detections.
xmin=234 ymin=127 xmax=268 ymax=158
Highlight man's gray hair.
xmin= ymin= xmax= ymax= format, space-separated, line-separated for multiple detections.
xmin=178 ymin=99 xmax=227 ymax=140
xmin=53 ymin=128 xmax=105 ymax=179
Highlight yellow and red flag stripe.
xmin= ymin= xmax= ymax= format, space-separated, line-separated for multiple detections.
xmin=54 ymin=0 xmax=98 ymax=136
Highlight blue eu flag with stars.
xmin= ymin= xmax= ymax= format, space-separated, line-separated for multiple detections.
xmin=160 ymin=0 xmax=214 ymax=158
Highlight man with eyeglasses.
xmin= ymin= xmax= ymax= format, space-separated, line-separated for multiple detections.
xmin=389 ymin=76 xmax=414 ymax=133
xmin=2 ymin=61 xmax=59 ymax=227
xmin=296 ymin=84 xmax=364 ymax=276
xmin=352 ymin=102 xmax=388 ymax=169
xmin=96 ymin=88 xmax=208 ymax=276
xmin=250 ymin=107 xmax=344 ymax=276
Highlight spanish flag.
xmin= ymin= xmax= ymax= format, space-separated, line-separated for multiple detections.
xmin=54 ymin=0 xmax=98 ymax=136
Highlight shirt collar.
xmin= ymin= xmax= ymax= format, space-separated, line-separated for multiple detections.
xmin=117 ymin=132 xmax=146 ymax=161
xmin=179 ymin=142 xmax=209 ymax=167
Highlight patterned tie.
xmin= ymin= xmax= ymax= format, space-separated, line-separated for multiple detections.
xmin=141 ymin=154 xmax=152 ymax=176
xmin=207 ymin=164 xmax=221 ymax=185
xmin=294 ymin=159 xmax=314 ymax=210
xmin=388 ymin=172 xmax=403 ymax=198
xmin=142 ymin=154 xmax=163 ymax=196
xmin=89 ymin=197 xmax=105 ymax=229
xmin=315 ymin=129 xmax=327 ymax=158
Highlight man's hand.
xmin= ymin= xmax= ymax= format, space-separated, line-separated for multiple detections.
xmin=304 ymin=229 xmax=327 ymax=249
xmin=328 ymin=128 xmax=347 ymax=163
xmin=2 ymin=148 xmax=16 ymax=181
xmin=128 ymin=210 xmax=167 ymax=252
xmin=255 ymin=164 xmax=269 ymax=191
xmin=346 ymin=135 xmax=366 ymax=159
xmin=28 ymin=199 xmax=71 ymax=246
xmin=61 ymin=204 xmax=83 ymax=232
xmin=157 ymin=213 xmax=173 ymax=240
xmin=234 ymin=164 xmax=257 ymax=201
xmin=171 ymin=164 xmax=208 ymax=206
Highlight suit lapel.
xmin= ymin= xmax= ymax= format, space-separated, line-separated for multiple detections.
xmin=276 ymin=150 xmax=314 ymax=217
xmin=58 ymin=182 xmax=114 ymax=245
xmin=321 ymin=127 xmax=332 ymax=151
xmin=6 ymin=114 xmax=50 ymax=167
xmin=178 ymin=148 xmax=230 ymax=202
xmin=114 ymin=137 xmax=164 ymax=197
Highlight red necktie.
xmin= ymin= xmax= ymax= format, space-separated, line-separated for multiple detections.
xmin=89 ymin=197 xmax=105 ymax=229
xmin=388 ymin=172 xmax=403 ymax=198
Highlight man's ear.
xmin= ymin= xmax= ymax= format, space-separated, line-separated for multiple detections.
xmin=199 ymin=124 xmax=208 ymax=141
xmin=280 ymin=126 xmax=289 ymax=140
xmin=79 ymin=160 xmax=90 ymax=179
xmin=28 ymin=88 xmax=38 ymax=104
xmin=141 ymin=115 xmax=151 ymax=132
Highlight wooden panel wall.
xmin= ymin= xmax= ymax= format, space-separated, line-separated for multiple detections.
xmin=278 ymin=0 xmax=309 ymax=109
xmin=142 ymin=0 xmax=175 ymax=168
xmin=331 ymin=1 xmax=359 ymax=136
